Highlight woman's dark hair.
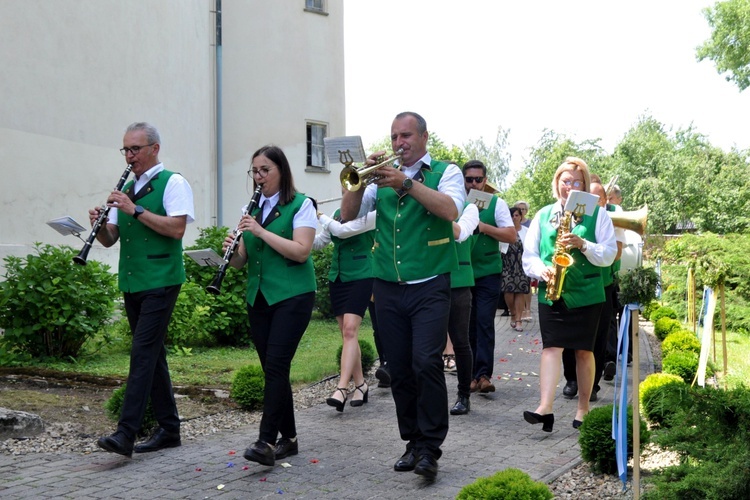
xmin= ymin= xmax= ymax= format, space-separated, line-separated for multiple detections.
xmin=252 ymin=145 xmax=297 ymax=205
xmin=509 ymin=206 xmax=521 ymax=218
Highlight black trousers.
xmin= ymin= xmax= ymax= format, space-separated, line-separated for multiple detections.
xmin=247 ymin=291 xmax=315 ymax=445
xmin=469 ymin=274 xmax=501 ymax=380
xmin=119 ymin=285 xmax=182 ymax=440
xmin=563 ymin=284 xmax=614 ymax=392
xmin=448 ymin=287 xmax=473 ymax=397
xmin=373 ymin=275 xmax=450 ymax=460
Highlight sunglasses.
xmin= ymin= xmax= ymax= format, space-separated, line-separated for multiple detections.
xmin=464 ymin=176 xmax=484 ymax=183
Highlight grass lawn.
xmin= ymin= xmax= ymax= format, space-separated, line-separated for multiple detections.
xmin=712 ymin=328 xmax=750 ymax=388
xmin=39 ymin=313 xmax=374 ymax=388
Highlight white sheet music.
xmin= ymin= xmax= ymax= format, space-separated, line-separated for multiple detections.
xmin=324 ymin=136 xmax=366 ymax=165
xmin=564 ymin=191 xmax=600 ymax=216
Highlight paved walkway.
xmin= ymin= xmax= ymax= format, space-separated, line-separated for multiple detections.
xmin=0 ymin=301 xmax=653 ymax=499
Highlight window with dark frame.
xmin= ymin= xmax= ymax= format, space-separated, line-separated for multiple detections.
xmin=306 ymin=122 xmax=327 ymax=170
xmin=305 ymin=0 xmax=326 ymax=14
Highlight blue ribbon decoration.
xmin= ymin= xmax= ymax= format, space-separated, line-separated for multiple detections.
xmin=612 ymin=303 xmax=638 ymax=489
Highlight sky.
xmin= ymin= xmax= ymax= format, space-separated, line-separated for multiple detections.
xmin=344 ymin=0 xmax=750 ymax=176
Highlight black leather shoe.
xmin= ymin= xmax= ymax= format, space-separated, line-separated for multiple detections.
xmin=375 ymin=365 xmax=391 ymax=388
xmin=450 ymin=394 xmax=470 ymax=415
xmin=562 ymin=380 xmax=578 ymax=398
xmin=602 ymin=361 xmax=616 ymax=381
xmin=244 ymin=440 xmax=275 ymax=466
xmin=134 ymin=428 xmax=181 ymax=453
xmin=97 ymin=432 xmax=134 ymax=458
xmin=414 ymin=455 xmax=439 ymax=480
xmin=393 ymin=449 xmax=417 ymax=472
xmin=523 ymin=411 xmax=554 ymax=432
xmin=589 ymin=389 xmax=599 ymax=402
xmin=274 ymin=437 xmax=298 ymax=459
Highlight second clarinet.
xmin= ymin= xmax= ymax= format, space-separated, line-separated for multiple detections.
xmin=207 ymin=185 xmax=263 ymax=295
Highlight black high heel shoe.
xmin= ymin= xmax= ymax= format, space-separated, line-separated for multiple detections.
xmin=523 ymin=411 xmax=555 ymax=432
xmin=350 ymin=382 xmax=369 ymax=407
xmin=572 ymin=419 xmax=583 ymax=429
xmin=326 ymin=387 xmax=348 ymax=412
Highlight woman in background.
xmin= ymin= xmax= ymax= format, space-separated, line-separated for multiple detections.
xmin=500 ymin=206 xmax=530 ymax=332
xmin=313 ymin=207 xmax=376 ymax=411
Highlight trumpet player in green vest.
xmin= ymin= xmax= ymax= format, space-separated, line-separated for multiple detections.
xmin=522 ymin=157 xmax=616 ymax=432
xmin=340 ymin=112 xmax=465 ymax=481
xmin=224 ymin=145 xmax=317 ymax=468
xmin=93 ymin=122 xmax=194 ymax=457
xmin=313 ymin=206 xmax=376 ymax=411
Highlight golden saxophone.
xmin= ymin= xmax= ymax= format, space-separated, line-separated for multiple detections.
xmin=545 ymin=211 xmax=574 ymax=302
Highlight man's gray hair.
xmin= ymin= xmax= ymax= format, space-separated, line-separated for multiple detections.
xmin=126 ymin=122 xmax=161 ymax=145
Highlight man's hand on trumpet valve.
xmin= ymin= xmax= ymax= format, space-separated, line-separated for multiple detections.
xmin=370 ymin=161 xmax=407 ymax=190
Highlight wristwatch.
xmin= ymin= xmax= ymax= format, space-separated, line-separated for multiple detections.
xmin=133 ymin=205 xmax=145 ymax=220
xmin=402 ymin=178 xmax=413 ymax=191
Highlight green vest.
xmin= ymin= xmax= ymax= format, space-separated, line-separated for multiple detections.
xmin=451 ymin=237 xmax=476 ymax=288
xmin=243 ymin=193 xmax=316 ymax=306
xmin=118 ymin=171 xmax=185 ymax=293
xmin=328 ymin=209 xmax=374 ymax=282
xmin=471 ymin=195 xmax=503 ymax=279
xmin=537 ymin=203 xmax=605 ymax=309
xmin=372 ymin=160 xmax=458 ymax=282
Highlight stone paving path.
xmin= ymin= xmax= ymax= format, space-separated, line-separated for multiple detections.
xmin=0 ymin=301 xmax=653 ymax=499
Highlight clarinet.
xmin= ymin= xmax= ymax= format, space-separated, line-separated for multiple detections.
xmin=73 ymin=164 xmax=133 ymax=266
xmin=206 ymin=185 xmax=263 ymax=295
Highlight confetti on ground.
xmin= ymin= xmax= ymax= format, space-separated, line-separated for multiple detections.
xmin=259 ymin=477 xmax=267 ymax=482
xmin=227 ymin=462 xmax=234 ymax=468
xmin=217 ymin=484 xmax=225 ymax=490
xmin=310 ymin=458 xmax=319 ymax=463
xmin=498 ymin=358 xmax=509 ymax=362
xmin=242 ymin=466 xmax=249 ymax=470
xmin=280 ymin=462 xmax=292 ymax=468
xmin=228 ymin=450 xmax=236 ymax=455
xmin=277 ymin=489 xmax=284 ymax=494
xmin=195 ymin=468 xmax=202 ymax=472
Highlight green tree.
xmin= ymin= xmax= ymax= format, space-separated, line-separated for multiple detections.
xmin=462 ymin=126 xmax=512 ymax=190
xmin=366 ymin=133 xmax=467 ymax=165
xmin=697 ymin=0 xmax=750 ymax=91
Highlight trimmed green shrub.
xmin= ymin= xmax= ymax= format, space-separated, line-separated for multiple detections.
xmin=0 ymin=243 xmax=118 ymax=359
xmin=103 ymin=384 xmax=157 ymax=436
xmin=654 ymin=317 xmax=682 ymax=341
xmin=661 ymin=330 xmax=701 ymax=359
xmin=312 ymin=245 xmax=334 ymax=319
xmin=183 ymin=226 xmax=251 ymax=346
xmin=335 ymin=338 xmax=376 ymax=376
xmin=662 ymin=350 xmax=710 ymax=383
xmin=642 ymin=300 xmax=661 ymax=321
xmin=456 ymin=468 xmax=553 ymax=500
xmin=578 ymin=404 xmax=650 ymax=475
xmin=231 ymin=364 xmax=265 ymax=410
xmin=167 ymin=281 xmax=215 ymax=347
xmin=639 ymin=373 xmax=690 ymax=427
xmin=651 ymin=306 xmax=678 ymax=322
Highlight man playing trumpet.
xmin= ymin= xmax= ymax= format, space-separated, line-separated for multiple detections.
xmin=341 ymin=111 xmax=465 ymax=481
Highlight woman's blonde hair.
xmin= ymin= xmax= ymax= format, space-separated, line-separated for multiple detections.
xmin=551 ymin=156 xmax=591 ymax=199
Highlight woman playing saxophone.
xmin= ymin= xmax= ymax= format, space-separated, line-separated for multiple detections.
xmin=521 ymin=157 xmax=617 ymax=432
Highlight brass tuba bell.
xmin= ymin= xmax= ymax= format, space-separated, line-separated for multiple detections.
xmin=610 ymin=205 xmax=648 ymax=236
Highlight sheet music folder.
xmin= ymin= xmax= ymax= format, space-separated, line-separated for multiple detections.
xmin=47 ymin=216 xmax=87 ymax=237
xmin=185 ymin=249 xmax=225 ymax=267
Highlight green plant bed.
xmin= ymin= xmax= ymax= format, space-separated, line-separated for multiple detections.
xmin=103 ymin=384 xmax=157 ymax=436
xmin=650 ymin=306 xmax=678 ymax=322
xmin=231 ymin=364 xmax=265 ymax=410
xmin=661 ymin=330 xmax=701 ymax=359
xmin=639 ymin=373 xmax=691 ymax=427
xmin=335 ymin=338 xmax=376 ymax=377
xmin=662 ymin=350 xmax=711 ymax=383
xmin=654 ymin=317 xmax=682 ymax=341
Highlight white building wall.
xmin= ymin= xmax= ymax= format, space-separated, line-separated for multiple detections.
xmin=0 ymin=0 xmax=345 ymax=276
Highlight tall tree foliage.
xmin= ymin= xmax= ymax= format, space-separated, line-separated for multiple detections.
xmin=697 ymin=0 xmax=750 ymax=91
xmin=463 ymin=126 xmax=512 ymax=189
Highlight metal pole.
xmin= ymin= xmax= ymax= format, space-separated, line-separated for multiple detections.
xmin=215 ymin=0 xmax=223 ymax=226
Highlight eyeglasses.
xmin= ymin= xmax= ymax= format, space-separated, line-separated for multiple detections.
xmin=464 ymin=176 xmax=484 ymax=183
xmin=120 ymin=144 xmax=154 ymax=156
xmin=561 ymin=179 xmax=583 ymax=188
xmin=519 ymin=208 xmax=528 ymax=212
xmin=248 ymin=166 xmax=275 ymax=178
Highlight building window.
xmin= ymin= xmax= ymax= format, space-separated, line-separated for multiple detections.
xmin=307 ymin=122 xmax=327 ymax=170
xmin=304 ymin=0 xmax=327 ymax=15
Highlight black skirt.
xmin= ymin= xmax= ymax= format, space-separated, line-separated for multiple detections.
xmin=538 ymin=300 xmax=603 ymax=351
xmin=329 ymin=277 xmax=374 ymax=318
